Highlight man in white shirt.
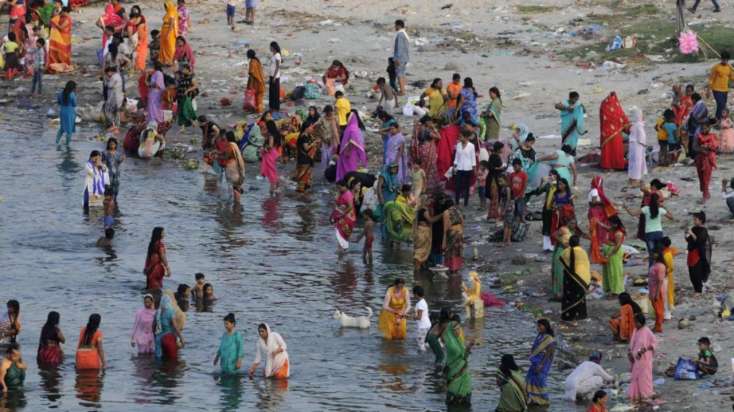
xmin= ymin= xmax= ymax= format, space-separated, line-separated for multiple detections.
xmin=564 ymin=351 xmax=615 ymax=401
xmin=453 ymin=130 xmax=476 ymax=207
xmin=413 ymin=286 xmax=431 ymax=352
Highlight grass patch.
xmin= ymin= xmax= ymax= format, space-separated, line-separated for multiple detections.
xmin=517 ymin=4 xmax=559 ymax=14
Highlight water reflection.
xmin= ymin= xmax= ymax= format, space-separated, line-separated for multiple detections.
xmin=0 ymin=390 xmax=27 ymax=411
xmin=75 ymin=370 xmax=104 ymax=407
xmin=252 ymin=378 xmax=288 ymax=411
xmin=216 ymin=374 xmax=243 ymax=411
xmin=261 ymin=197 xmax=280 ymax=230
xmin=56 ymin=146 xmax=81 ymax=184
xmin=151 ymin=359 xmax=186 ymax=405
xmin=38 ymin=366 xmax=64 ymax=405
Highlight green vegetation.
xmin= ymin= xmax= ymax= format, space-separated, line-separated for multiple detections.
xmin=517 ymin=5 xmax=559 ymax=14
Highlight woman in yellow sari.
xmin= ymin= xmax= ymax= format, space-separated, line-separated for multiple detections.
xmin=378 ymin=278 xmax=410 ymax=340
xmin=462 ymin=271 xmax=484 ymax=319
xmin=48 ymin=7 xmax=72 ymax=73
xmin=246 ymin=49 xmax=266 ymax=113
xmin=159 ymin=1 xmax=178 ymax=66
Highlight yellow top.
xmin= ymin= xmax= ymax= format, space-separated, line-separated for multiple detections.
xmin=424 ymin=87 xmax=445 ymax=118
xmin=3 ymin=41 xmax=19 ymax=53
xmin=561 ymin=246 xmax=591 ymax=285
xmin=335 ymin=97 xmax=351 ymax=127
xmin=655 ymin=117 xmax=667 ymax=142
xmin=709 ymin=63 xmax=734 ymax=92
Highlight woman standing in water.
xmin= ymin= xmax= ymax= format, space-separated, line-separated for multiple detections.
xmin=130 ymin=294 xmax=156 ymax=355
xmin=56 ymin=81 xmax=76 ymax=145
xmin=214 ymin=313 xmax=245 ymax=375
xmin=378 ymin=278 xmax=410 ymax=340
xmin=75 ymin=314 xmax=105 ymax=370
xmin=0 ymin=344 xmax=26 ymax=393
xmin=147 ymin=62 xmax=166 ymax=124
xmin=526 ymin=319 xmax=555 ymax=407
xmin=83 ymin=151 xmax=109 ymax=211
xmin=155 ymin=291 xmax=185 ymax=361
xmin=248 ymin=323 xmax=289 ymax=379
xmin=332 ymin=179 xmax=356 ymax=253
xmin=438 ymin=310 xmax=473 ymax=405
xmin=37 ymin=311 xmax=65 ymax=367
xmin=144 ymin=227 xmax=171 ymax=291
xmin=0 ymin=300 xmax=21 ymax=346
xmin=103 ymin=137 xmax=125 ymax=202
xmin=442 ymin=199 xmax=465 ymax=274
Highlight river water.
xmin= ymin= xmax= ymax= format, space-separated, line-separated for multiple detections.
xmin=0 ymin=117 xmax=583 ymax=411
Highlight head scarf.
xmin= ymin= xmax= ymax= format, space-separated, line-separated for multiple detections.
xmin=339 ymin=112 xmax=367 ymax=163
xmin=512 ymin=123 xmax=529 ymax=141
xmin=629 ymin=106 xmax=643 ymax=124
xmin=174 ymin=37 xmax=195 ymax=71
xmin=590 ymin=175 xmax=617 ymax=217
xmin=156 ymin=290 xmax=186 ymax=334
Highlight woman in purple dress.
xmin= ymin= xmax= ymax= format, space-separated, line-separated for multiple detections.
xmin=147 ymin=62 xmax=166 ymax=124
xmin=336 ymin=110 xmax=367 ymax=182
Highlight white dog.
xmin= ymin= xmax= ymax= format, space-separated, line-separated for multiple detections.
xmin=333 ymin=307 xmax=373 ymax=329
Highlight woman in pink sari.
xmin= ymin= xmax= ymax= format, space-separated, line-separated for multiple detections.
xmin=332 ymin=180 xmax=356 ymax=252
xmin=336 ymin=110 xmax=367 ymax=182
xmin=628 ymin=313 xmax=657 ymax=404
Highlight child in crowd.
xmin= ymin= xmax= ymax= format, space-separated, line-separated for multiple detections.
xmin=656 ymin=109 xmax=678 ymax=165
xmin=203 ymin=283 xmax=217 ymax=304
xmin=696 ymin=337 xmax=718 ymax=376
xmin=386 ymin=57 xmax=397 ymax=93
xmin=30 ymin=38 xmax=45 ymax=95
xmin=722 ymin=178 xmax=734 ymax=216
xmin=476 ymin=161 xmax=488 ymax=210
xmin=102 ymin=186 xmax=115 ymax=229
xmin=661 ymin=237 xmax=676 ymax=319
xmin=499 ymin=176 xmax=513 ymax=246
xmin=719 ymin=108 xmax=734 ymax=153
xmin=376 ymin=77 xmax=399 ymax=110
xmin=191 ymin=272 xmax=206 ymax=303
xmin=648 ymin=250 xmax=667 ymax=333
xmin=334 ymin=91 xmax=351 ymax=131
xmin=3 ymin=32 xmax=22 ymax=80
xmin=96 ymin=228 xmax=115 ymax=248
xmin=225 ymin=0 xmax=236 ymax=30
xmin=413 ymin=286 xmax=430 ymax=352
xmin=149 ymin=30 xmax=161 ymax=63
xmin=509 ymin=158 xmax=528 ymax=224
xmin=587 ymin=390 xmax=608 ymax=412
xmin=354 ymin=209 xmax=375 ymax=265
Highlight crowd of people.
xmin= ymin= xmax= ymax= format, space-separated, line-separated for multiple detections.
xmin=2 ymin=0 xmax=734 ymax=409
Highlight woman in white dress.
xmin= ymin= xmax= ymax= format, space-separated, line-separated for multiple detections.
xmin=627 ymin=107 xmax=649 ymax=188
xmin=248 ymin=323 xmax=289 ymax=379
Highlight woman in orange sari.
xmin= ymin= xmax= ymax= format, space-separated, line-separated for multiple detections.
xmin=246 ymin=49 xmax=266 ymax=113
xmin=48 ymin=7 xmax=73 ymax=73
xmin=378 ymin=278 xmax=410 ymax=340
xmin=159 ymin=1 xmax=178 ymax=66
xmin=609 ymin=293 xmax=641 ymax=342
xmin=588 ymin=176 xmax=617 ymax=264
xmin=127 ymin=6 xmax=148 ymax=72
xmin=75 ymin=314 xmax=105 ymax=370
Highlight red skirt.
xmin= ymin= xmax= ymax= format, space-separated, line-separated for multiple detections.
xmin=38 ymin=345 xmax=63 ymax=367
xmin=161 ymin=333 xmax=178 ymax=360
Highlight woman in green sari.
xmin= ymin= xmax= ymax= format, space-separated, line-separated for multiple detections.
xmin=214 ymin=313 xmax=245 ymax=375
xmin=440 ymin=311 xmax=473 ymax=406
xmin=0 ymin=343 xmax=26 ymax=393
xmin=483 ymin=87 xmax=503 ymax=141
xmin=383 ymin=184 xmax=414 ymax=243
xmin=602 ymin=215 xmax=626 ymax=295
xmin=496 ymin=354 xmax=528 ymax=412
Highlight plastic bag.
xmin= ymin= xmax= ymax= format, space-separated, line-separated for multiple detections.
xmin=243 ymin=88 xmax=257 ymax=112
xmin=673 ymin=357 xmax=700 ymax=380
xmin=304 ymin=82 xmax=321 ymax=99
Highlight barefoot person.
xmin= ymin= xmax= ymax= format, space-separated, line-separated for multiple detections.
xmin=628 ymin=313 xmax=657 ymax=405
xmin=248 ymin=323 xmax=289 ymax=379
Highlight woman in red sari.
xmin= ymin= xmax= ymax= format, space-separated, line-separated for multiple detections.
xmin=48 ymin=7 xmax=73 ymax=73
xmin=332 ymin=180 xmax=356 ymax=252
xmin=599 ymin=92 xmax=629 ymax=170
xmin=694 ymin=120 xmax=719 ymax=203
xmin=144 ymin=227 xmax=171 ymax=290
xmin=588 ymin=176 xmax=617 ymax=264
xmin=412 ymin=116 xmax=440 ymax=190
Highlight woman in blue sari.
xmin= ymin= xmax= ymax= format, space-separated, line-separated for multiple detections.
xmin=556 ymin=91 xmax=586 ymax=154
xmin=457 ymin=77 xmax=478 ymax=125
xmin=155 ymin=291 xmax=185 ymax=361
xmin=526 ymin=318 xmax=555 ymax=406
xmin=214 ymin=313 xmax=245 ymax=375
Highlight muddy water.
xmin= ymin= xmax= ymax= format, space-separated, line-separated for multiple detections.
xmin=0 ymin=114 xmax=583 ymax=411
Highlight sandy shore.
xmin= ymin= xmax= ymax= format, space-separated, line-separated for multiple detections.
xmin=2 ymin=0 xmax=734 ymax=409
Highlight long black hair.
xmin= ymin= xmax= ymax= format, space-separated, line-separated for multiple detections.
xmin=569 ymin=235 xmax=580 ymax=278
xmin=349 ymin=109 xmax=365 ymax=130
xmin=499 ymin=354 xmax=520 ymax=377
xmin=146 ymin=227 xmax=164 ymax=261
xmin=489 ymin=86 xmax=502 ymax=103
xmin=83 ymin=314 xmax=101 ymax=346
xmin=537 ymin=318 xmax=554 ymax=337
xmin=62 ymin=81 xmax=76 ymax=105
xmin=106 ymin=137 xmax=119 ymax=151
xmin=618 ymin=292 xmax=642 ymax=314
xmin=270 ymin=41 xmax=281 ymax=54
xmin=649 ymin=191 xmax=660 ymax=219
xmin=40 ymin=311 xmax=60 ymax=346
xmin=463 ymin=77 xmax=477 ymax=97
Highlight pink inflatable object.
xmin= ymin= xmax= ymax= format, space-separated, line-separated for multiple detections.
xmin=679 ymin=31 xmax=699 ymax=55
